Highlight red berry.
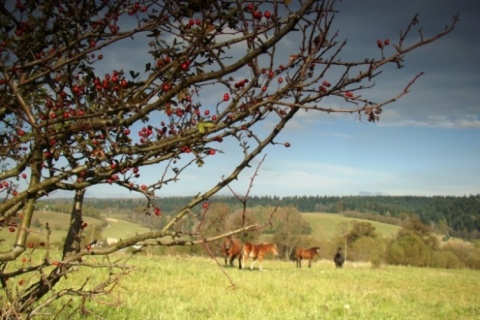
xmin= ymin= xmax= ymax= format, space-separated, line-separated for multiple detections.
xmin=155 ymin=208 xmax=161 ymax=216
xmin=377 ymin=39 xmax=383 ymax=49
xmin=284 ymin=142 xmax=291 ymax=148
xmin=278 ymin=77 xmax=283 ymax=83
xmin=9 ymin=227 xmax=15 ymax=232
xmin=384 ymin=38 xmax=390 ymax=45
xmin=72 ymin=85 xmax=81 ymax=94
xmin=264 ymin=11 xmax=271 ymax=19
xmin=141 ymin=184 xmax=147 ymax=190
xmin=253 ymin=11 xmax=262 ymax=20
xmin=223 ymin=93 xmax=230 ymax=101
xmin=202 ymin=203 xmax=209 ymax=209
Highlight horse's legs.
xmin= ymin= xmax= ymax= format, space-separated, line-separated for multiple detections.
xmin=250 ymin=258 xmax=256 ymax=270
xmin=258 ymin=257 xmax=263 ymax=271
xmin=308 ymin=259 xmax=312 ymax=268
xmin=229 ymin=255 xmax=235 ymax=267
xmin=296 ymin=258 xmax=301 ymax=268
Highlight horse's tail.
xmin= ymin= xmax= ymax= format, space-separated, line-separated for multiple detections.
xmin=238 ymin=243 xmax=245 ymax=269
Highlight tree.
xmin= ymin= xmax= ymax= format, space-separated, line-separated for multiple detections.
xmin=0 ymin=0 xmax=457 ymax=317
xmin=350 ymin=236 xmax=385 ymax=265
xmin=346 ymin=221 xmax=378 ymax=245
xmin=386 ymin=230 xmax=432 ymax=267
xmin=270 ymin=205 xmax=311 ymax=259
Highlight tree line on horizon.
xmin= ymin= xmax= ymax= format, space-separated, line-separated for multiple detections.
xmin=37 ymin=194 xmax=480 ymax=240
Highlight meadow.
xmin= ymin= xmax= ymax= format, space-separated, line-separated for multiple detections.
xmin=44 ymin=254 xmax=479 ymax=320
xmin=4 ymin=211 xmax=478 ymax=319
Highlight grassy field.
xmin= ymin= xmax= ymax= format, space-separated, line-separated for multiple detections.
xmin=4 ymin=212 xmax=478 ymax=319
xmin=42 ymin=254 xmax=480 ymax=320
xmin=302 ymin=212 xmax=401 ymax=240
xmin=0 ymin=211 xmax=151 ymax=251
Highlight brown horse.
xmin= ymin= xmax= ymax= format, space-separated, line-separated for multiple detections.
xmin=221 ymin=236 xmax=242 ymax=268
xmin=294 ymin=246 xmax=320 ymax=268
xmin=240 ymin=242 xmax=279 ymax=271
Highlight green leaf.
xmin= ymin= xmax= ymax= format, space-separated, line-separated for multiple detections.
xmin=197 ymin=121 xmax=215 ymax=134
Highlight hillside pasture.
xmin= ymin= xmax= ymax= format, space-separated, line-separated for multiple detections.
xmin=43 ymin=254 xmax=479 ymax=320
xmin=302 ymin=212 xmax=401 ymax=240
xmin=0 ymin=211 xmax=151 ymax=251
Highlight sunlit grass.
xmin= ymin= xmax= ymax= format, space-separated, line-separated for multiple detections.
xmin=42 ymin=254 xmax=479 ymax=320
xmin=303 ymin=212 xmax=401 ymax=240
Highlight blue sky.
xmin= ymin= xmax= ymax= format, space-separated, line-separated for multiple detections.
xmin=82 ymin=0 xmax=480 ymax=198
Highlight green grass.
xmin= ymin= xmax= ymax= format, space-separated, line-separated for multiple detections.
xmin=0 ymin=211 xmax=151 ymax=251
xmin=42 ymin=254 xmax=479 ymax=320
xmin=100 ymin=217 xmax=151 ymax=239
xmin=302 ymin=212 xmax=401 ymax=240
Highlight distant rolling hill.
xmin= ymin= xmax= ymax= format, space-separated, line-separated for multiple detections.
xmin=302 ymin=212 xmax=401 ymax=240
xmin=0 ymin=211 xmax=151 ymax=251
xmin=1 ymin=211 xmax=401 ymax=252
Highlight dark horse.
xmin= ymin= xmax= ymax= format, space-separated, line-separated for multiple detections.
xmin=240 ymin=242 xmax=279 ymax=271
xmin=294 ymin=247 xmax=320 ymax=268
xmin=222 ymin=236 xmax=242 ymax=268
xmin=334 ymin=247 xmax=345 ymax=268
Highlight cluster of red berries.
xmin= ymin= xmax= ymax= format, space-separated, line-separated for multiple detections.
xmin=92 ymin=71 xmax=128 ymax=92
xmin=127 ymin=2 xmax=147 ymax=15
xmin=186 ymin=18 xmax=203 ymax=28
xmin=234 ymin=78 xmax=249 ymax=89
xmin=245 ymin=4 xmax=272 ymax=20
xmin=377 ymin=38 xmax=390 ymax=49
xmin=319 ymin=80 xmax=331 ymax=93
